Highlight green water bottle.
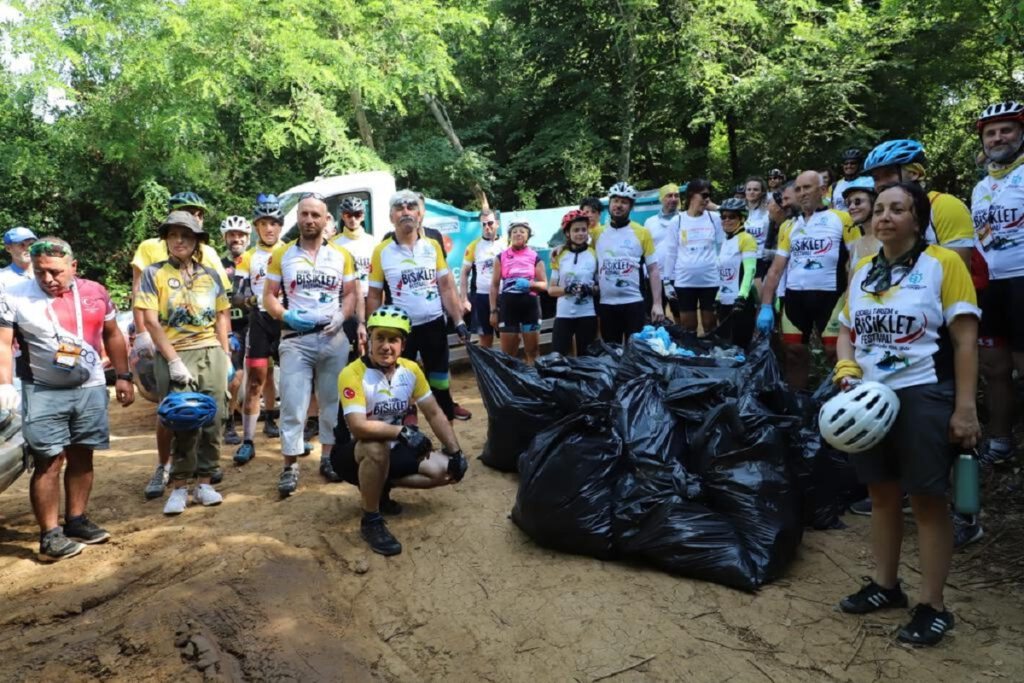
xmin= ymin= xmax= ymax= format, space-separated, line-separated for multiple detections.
xmin=953 ymin=451 xmax=980 ymax=515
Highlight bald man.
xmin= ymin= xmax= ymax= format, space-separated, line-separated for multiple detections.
xmin=756 ymin=170 xmax=858 ymax=389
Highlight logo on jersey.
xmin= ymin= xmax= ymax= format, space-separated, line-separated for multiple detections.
xmin=719 ymin=266 xmax=736 ymax=281
xmin=370 ymin=396 xmax=407 ymax=419
xmin=853 ymin=307 xmax=927 ymax=347
xmin=295 ymin=271 xmax=339 ymax=290
xmin=790 ymin=236 xmax=834 ymax=255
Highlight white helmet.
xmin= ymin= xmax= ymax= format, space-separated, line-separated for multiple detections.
xmin=818 ymin=381 xmax=900 ymax=454
xmin=220 ymin=215 xmax=252 ymax=235
xmin=608 ymin=181 xmax=638 ymax=202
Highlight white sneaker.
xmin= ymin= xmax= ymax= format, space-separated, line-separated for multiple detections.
xmin=163 ymin=487 xmax=189 ymax=515
xmin=193 ymin=483 xmax=223 ymax=507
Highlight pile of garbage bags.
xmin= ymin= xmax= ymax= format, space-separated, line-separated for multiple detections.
xmin=468 ymin=327 xmax=864 ymax=591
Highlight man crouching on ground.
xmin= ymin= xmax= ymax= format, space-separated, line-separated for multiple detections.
xmin=330 ymin=304 xmax=468 ymax=556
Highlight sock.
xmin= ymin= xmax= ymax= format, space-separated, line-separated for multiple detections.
xmin=362 ymin=511 xmax=382 ymax=525
xmin=242 ymin=413 xmax=257 ymax=440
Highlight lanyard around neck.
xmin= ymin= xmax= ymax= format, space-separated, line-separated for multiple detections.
xmin=45 ymin=280 xmax=83 ymax=339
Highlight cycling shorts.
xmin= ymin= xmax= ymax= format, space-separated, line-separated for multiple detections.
xmin=499 ymin=293 xmax=541 ymax=333
xmin=781 ymin=289 xmax=842 ymax=345
xmin=674 ymin=286 xmax=718 ymax=313
xmin=978 ymin=276 xmax=1024 ymax=352
xmin=246 ymin=310 xmax=281 ymax=364
xmin=471 ymin=292 xmax=494 ymax=336
xmin=329 ymin=439 xmax=422 ymax=486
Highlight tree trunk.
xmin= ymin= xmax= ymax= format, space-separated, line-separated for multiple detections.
xmin=616 ymin=7 xmax=639 ymax=181
xmin=350 ymin=87 xmax=375 ymax=152
xmin=726 ymin=111 xmax=739 ymax=183
xmin=424 ymin=93 xmax=490 ymax=210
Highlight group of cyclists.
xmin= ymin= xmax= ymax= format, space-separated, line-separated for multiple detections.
xmin=2 ymin=94 xmax=1022 ymax=647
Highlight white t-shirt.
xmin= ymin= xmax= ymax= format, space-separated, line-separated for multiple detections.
xmin=744 ymin=206 xmax=771 ymax=257
xmin=777 ymin=209 xmax=855 ymax=292
xmin=332 ymin=229 xmax=379 ymax=293
xmin=831 ymin=179 xmax=853 ymax=212
xmin=643 ymin=211 xmax=680 ymax=275
xmin=663 ymin=211 xmax=724 ymax=289
xmin=551 ymin=247 xmax=598 ymax=318
xmin=972 ymin=163 xmax=1024 ymax=280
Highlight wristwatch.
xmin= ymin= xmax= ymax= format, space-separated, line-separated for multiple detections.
xmin=116 ymin=372 xmax=133 ymax=382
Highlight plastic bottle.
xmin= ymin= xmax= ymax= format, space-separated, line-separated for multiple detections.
xmin=953 ymin=451 xmax=980 ymax=515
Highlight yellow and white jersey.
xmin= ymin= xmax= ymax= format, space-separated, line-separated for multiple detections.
xmin=338 ymin=357 xmax=432 ymax=425
xmin=744 ymin=206 xmax=771 ymax=257
xmin=717 ymin=231 xmax=757 ymax=305
xmin=368 ymin=236 xmax=449 ymax=326
xmin=840 ymin=245 xmax=979 ymax=391
xmin=332 ymin=229 xmax=379 ymax=291
xmin=972 ymin=165 xmax=1024 ymax=279
xmin=777 ymin=208 xmax=857 ymax=292
xmin=925 ymin=191 xmax=974 ymax=250
xmin=266 ymin=239 xmax=356 ymax=325
xmin=132 ymin=237 xmax=230 ymax=290
xmin=236 ymin=243 xmax=277 ymax=311
xmin=463 ymin=236 xmax=506 ymax=295
xmin=551 ymin=246 xmax=598 ymax=318
xmin=590 ymin=221 xmax=657 ymax=305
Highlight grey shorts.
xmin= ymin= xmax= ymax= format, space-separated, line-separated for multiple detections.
xmin=22 ymin=383 xmax=110 ymax=459
xmin=852 ymin=381 xmax=956 ymax=496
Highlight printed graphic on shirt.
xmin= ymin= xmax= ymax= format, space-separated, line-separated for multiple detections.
xmin=972 ymin=169 xmax=1024 ymax=279
xmin=136 ymin=261 xmax=229 ymax=350
xmin=338 ymin=357 xmax=432 ymax=425
xmin=368 ymin=237 xmax=450 ymax=326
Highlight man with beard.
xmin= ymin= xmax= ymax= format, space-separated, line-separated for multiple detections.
xmin=218 ymin=215 xmax=251 ymax=445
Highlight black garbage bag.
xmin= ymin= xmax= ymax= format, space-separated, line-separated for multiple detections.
xmin=467 ymin=344 xmax=558 ymax=472
xmin=534 ymin=352 xmax=618 ymax=410
xmin=615 ymin=337 xmax=746 ymax=389
xmin=587 ymin=339 xmax=624 ymax=361
xmin=698 ymin=401 xmax=803 ymax=585
xmin=512 ymin=405 xmax=623 ymax=559
xmin=787 ymin=378 xmax=866 ymax=529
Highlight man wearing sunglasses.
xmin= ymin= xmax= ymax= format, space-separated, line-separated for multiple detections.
xmin=0 ymin=237 xmax=134 ymax=561
xmin=263 ymin=193 xmax=360 ymax=496
xmin=367 ymin=190 xmax=470 ymax=425
xmin=460 ymin=209 xmax=506 ymax=349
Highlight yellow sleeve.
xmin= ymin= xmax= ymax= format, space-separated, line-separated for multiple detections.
xmin=134 ymin=265 xmax=161 ymax=311
xmin=429 ymin=238 xmax=449 ymax=273
xmin=131 ymin=239 xmax=162 ymax=271
xmin=739 ymin=233 xmax=757 ymax=255
xmin=832 ymin=210 xmax=858 ymax=245
xmin=338 ymin=362 xmax=367 ymax=414
xmin=330 ymin=243 xmax=357 ymax=281
xmin=266 ymin=242 xmax=289 ymax=280
xmin=368 ymin=240 xmax=387 ymax=288
xmin=590 ymin=225 xmax=604 ymax=247
xmin=236 ymin=249 xmax=253 ymax=278
xmin=777 ymin=220 xmax=793 ymax=253
xmin=406 ymin=360 xmax=433 ymax=402
xmin=200 ymin=244 xmax=231 ymax=290
xmin=936 ymin=247 xmax=979 ymax=320
xmin=464 ymin=239 xmax=479 ymax=264
xmin=550 ymin=251 xmax=561 ymax=273
xmin=633 ymin=224 xmax=656 ymax=258
xmin=930 ymin=192 xmax=974 ymax=248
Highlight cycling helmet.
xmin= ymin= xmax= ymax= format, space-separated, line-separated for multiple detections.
xmin=220 ymin=215 xmax=252 ymax=235
xmin=768 ymin=168 xmax=784 ymax=179
xmin=157 ymin=392 xmax=218 ymax=431
xmin=367 ymin=305 xmax=412 ymax=336
xmin=561 ymin=209 xmax=590 ymax=234
xmin=340 ymin=197 xmax=365 ymax=214
xmin=841 ymin=148 xmax=863 ymax=162
xmin=841 ymin=176 xmax=876 ymax=199
xmin=733 ymin=184 xmax=745 ymax=195
xmin=608 ymin=181 xmax=638 ymax=202
xmin=508 ymin=219 xmax=532 ymax=238
xmin=719 ymin=197 xmax=748 ymax=215
xmin=863 ymin=139 xmax=926 ymax=172
xmin=252 ymin=199 xmax=284 ymax=224
xmin=976 ymin=101 xmax=1024 ymax=131
xmin=819 ymin=381 xmax=900 ymax=454
xmin=168 ymin=192 xmax=208 ymax=212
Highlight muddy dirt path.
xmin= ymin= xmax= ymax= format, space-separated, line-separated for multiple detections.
xmin=1 ymin=373 xmax=1022 ymax=682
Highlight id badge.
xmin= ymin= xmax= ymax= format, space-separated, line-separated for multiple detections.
xmin=53 ymin=342 xmax=83 ymax=371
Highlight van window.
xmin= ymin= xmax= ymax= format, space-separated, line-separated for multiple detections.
xmin=334 ymin=192 xmax=373 ymax=234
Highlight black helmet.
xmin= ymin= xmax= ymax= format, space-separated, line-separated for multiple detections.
xmin=733 ymin=184 xmax=745 ymax=195
xmin=719 ymin=197 xmax=748 ymax=215
xmin=841 ymin=148 xmax=863 ymax=163
xmin=340 ymin=196 xmax=365 ymax=214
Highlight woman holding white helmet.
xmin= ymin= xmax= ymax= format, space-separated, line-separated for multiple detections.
xmin=829 ymin=181 xmax=979 ymax=646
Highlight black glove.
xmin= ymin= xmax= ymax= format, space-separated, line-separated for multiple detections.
xmin=578 ymin=284 xmax=593 ymax=298
xmin=455 ymin=323 xmax=470 ymax=343
xmin=444 ymin=448 xmax=469 ymax=482
xmin=341 ymin=317 xmax=359 ymax=346
xmin=565 ymin=282 xmax=580 ymax=296
xmin=398 ymin=426 xmax=433 ymax=458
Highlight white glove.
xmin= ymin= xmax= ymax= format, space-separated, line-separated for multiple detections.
xmin=167 ymin=358 xmax=194 ymax=385
xmin=324 ymin=309 xmax=346 ymax=336
xmin=0 ymin=384 xmax=19 ymax=412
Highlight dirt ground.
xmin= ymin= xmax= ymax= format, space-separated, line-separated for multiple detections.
xmin=1 ymin=371 xmax=1023 ymax=682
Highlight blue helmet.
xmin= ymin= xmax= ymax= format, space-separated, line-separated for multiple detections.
xmin=168 ymin=191 xmax=208 ymax=212
xmin=841 ymin=176 xmax=876 ymax=199
xmin=157 ymin=392 xmax=218 ymax=431
xmin=253 ymin=197 xmax=284 ymax=223
xmin=863 ymin=139 xmax=926 ymax=172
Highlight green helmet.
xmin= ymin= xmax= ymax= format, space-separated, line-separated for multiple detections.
xmin=168 ymin=191 xmax=208 ymax=212
xmin=367 ymin=305 xmax=412 ymax=335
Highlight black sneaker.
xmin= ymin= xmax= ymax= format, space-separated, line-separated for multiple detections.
xmin=361 ymin=515 xmax=402 ymax=556
xmin=897 ymin=604 xmax=954 ymax=646
xmin=63 ymin=516 xmax=110 ymax=544
xmin=838 ymin=576 xmax=909 ymax=614
xmin=304 ymin=416 xmax=319 ymax=442
xmin=210 ymin=467 xmax=224 ymax=485
xmin=263 ymin=418 xmax=280 ymax=438
xmin=381 ymin=487 xmax=403 ymax=516
xmin=319 ymin=457 xmax=342 ymax=483
xmin=38 ymin=528 xmax=85 ymax=562
xmin=952 ymin=512 xmax=984 ymax=550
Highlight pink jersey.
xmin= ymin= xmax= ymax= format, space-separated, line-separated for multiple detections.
xmin=499 ymin=247 xmax=540 ymax=295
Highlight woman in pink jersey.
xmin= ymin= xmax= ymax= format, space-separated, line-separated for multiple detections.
xmin=489 ymin=220 xmax=547 ymax=363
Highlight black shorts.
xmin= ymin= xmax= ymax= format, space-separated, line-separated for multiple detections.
xmin=471 ymin=292 xmax=494 ymax=335
xmin=246 ymin=310 xmax=281 ymax=361
xmin=782 ymin=289 xmax=841 ymax=344
xmin=852 ymin=382 xmax=956 ymax=496
xmin=674 ymin=286 xmax=718 ymax=313
xmin=552 ymin=316 xmax=598 ymax=356
xmin=598 ymin=301 xmax=646 ymax=345
xmin=329 ymin=439 xmax=422 ymax=486
xmin=978 ymin=276 xmax=1024 ymax=351
xmin=755 ymin=258 xmax=772 ymax=279
xmin=499 ymin=293 xmax=541 ymax=332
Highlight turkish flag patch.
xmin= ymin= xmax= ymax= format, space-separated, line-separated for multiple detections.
xmin=343 ymin=388 xmax=356 ymax=400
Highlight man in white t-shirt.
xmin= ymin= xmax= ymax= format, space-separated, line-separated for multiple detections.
xmin=643 ymin=184 xmax=681 ymax=321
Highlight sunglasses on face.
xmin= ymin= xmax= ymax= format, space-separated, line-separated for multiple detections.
xmin=721 ymin=214 xmax=742 ymax=221
xmin=699 ymin=192 xmax=710 ymax=198
xmin=343 ymin=211 xmax=364 ymax=218
xmin=482 ymin=220 xmax=497 ymax=227
xmin=29 ymin=241 xmax=70 ymax=257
